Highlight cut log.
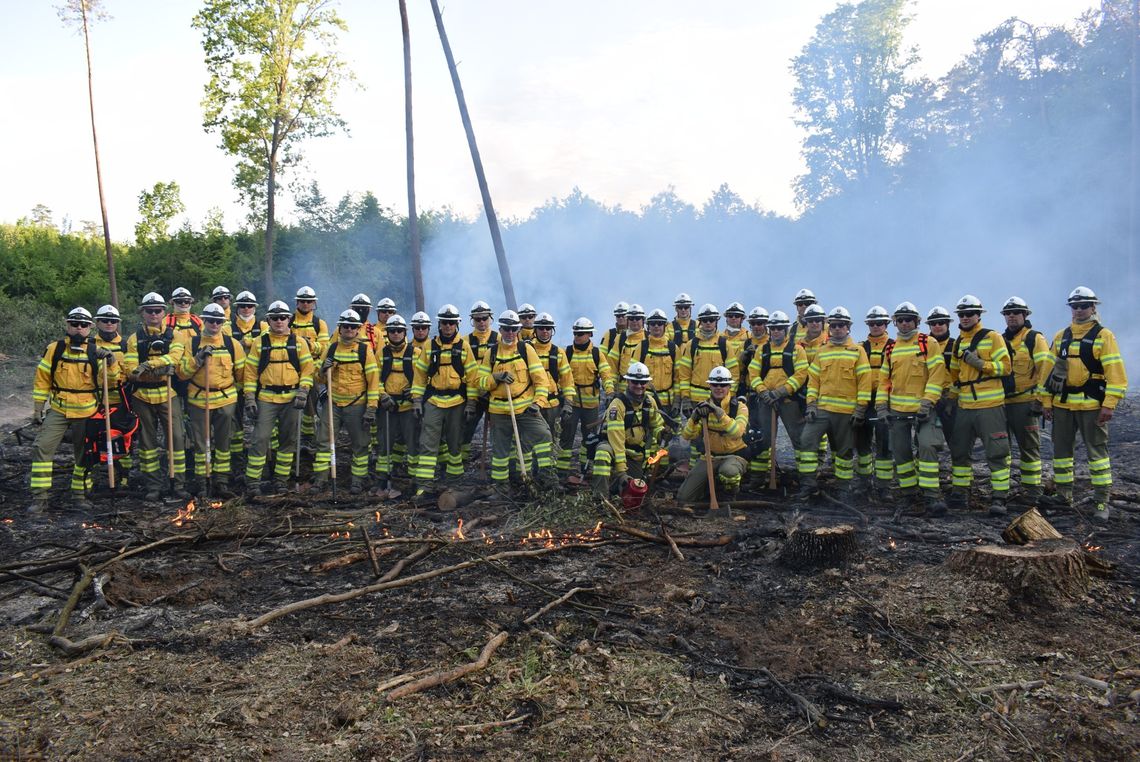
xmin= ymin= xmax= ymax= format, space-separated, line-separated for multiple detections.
xmin=947 ymin=538 xmax=1089 ymax=610
xmin=438 ymin=489 xmax=480 ymax=512
xmin=779 ymin=524 xmax=858 ymax=569
xmin=1002 ymin=507 xmax=1063 ymax=545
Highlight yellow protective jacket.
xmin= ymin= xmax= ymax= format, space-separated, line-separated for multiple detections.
xmin=412 ymin=336 xmax=431 ymax=356
xmin=166 ymin=312 xmax=202 ymax=348
xmin=681 ymin=396 xmax=748 ymax=456
xmin=565 ymin=340 xmax=615 ymax=409
xmin=929 ymin=333 xmax=954 ymax=392
xmin=291 ymin=311 xmax=329 ymax=364
xmin=603 ymin=392 xmax=664 ymax=473
xmin=807 ymin=338 xmax=872 ymax=414
xmin=1045 ymin=320 xmax=1128 ymax=411
xmin=677 ymin=334 xmax=738 ymax=403
xmin=33 ymin=338 xmax=110 ymax=418
xmin=670 ymin=318 xmax=695 ymax=347
xmin=798 ymin=331 xmax=827 ymax=368
xmin=861 ymin=334 xmax=893 ymax=398
xmin=122 ymin=325 xmax=186 ymax=405
xmin=243 ymin=331 xmax=315 ymax=404
xmin=412 ymin=335 xmax=477 ymax=409
xmin=95 ymin=332 xmax=128 ymax=405
xmin=378 ymin=342 xmax=417 ymax=412
xmin=321 ymin=337 xmax=380 ymax=408
xmin=519 ymin=326 xmax=536 ymax=343
xmin=748 ymin=338 xmax=809 ymax=395
xmin=1003 ymin=324 xmax=1052 ymax=402
xmin=178 ymin=332 xmax=246 ymax=409
xmin=721 ymin=327 xmax=749 ymax=358
xmin=530 ymin=339 xmax=575 ymax=409
xmin=230 ymin=314 xmax=266 ymax=352
xmin=642 ymin=336 xmax=680 ymax=406
xmin=476 ymin=339 xmax=550 ymax=414
xmin=949 ymin=323 xmax=1009 ymax=409
xmin=878 ymin=332 xmax=945 ymax=413
xmin=600 ymin=326 xmax=623 ymax=354
xmin=606 ymin=329 xmax=647 ymax=387
xmin=736 ymin=333 xmax=768 ymax=374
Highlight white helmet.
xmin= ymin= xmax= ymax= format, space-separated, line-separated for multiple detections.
xmin=892 ymin=302 xmax=920 ymax=320
xmin=211 ymin=286 xmax=232 ymax=300
xmin=767 ymin=310 xmax=791 ymax=328
xmin=200 ymin=303 xmax=227 ymax=321
xmin=647 ymin=308 xmax=669 ymax=324
xmin=673 ymin=292 xmax=694 ymax=307
xmin=338 ymin=309 xmax=363 ymax=327
xmin=572 ymin=317 xmax=595 ymax=333
xmin=865 ymin=305 xmax=890 ymax=323
xmin=95 ymin=304 xmax=120 ymax=322
xmin=171 ymin=287 xmax=193 ymax=301
xmin=498 ymin=309 xmax=521 ymax=328
xmin=295 ymin=286 xmax=317 ymax=301
xmin=470 ymin=299 xmax=492 ymax=317
xmin=350 ymin=293 xmax=372 ymax=308
xmin=626 ymin=304 xmax=646 ymax=319
xmin=1067 ymin=286 xmax=1099 ymax=306
xmin=437 ymin=304 xmax=461 ymax=320
xmin=67 ymin=306 xmax=93 ymax=324
xmin=139 ymin=292 xmax=166 ymax=309
xmin=707 ymin=366 xmax=733 ymax=386
xmin=613 ymin=301 xmax=630 ymax=316
xmin=697 ymin=303 xmax=720 ymax=321
xmin=385 ymin=314 xmax=408 ymax=331
xmin=802 ymin=304 xmax=827 ymax=321
xmin=517 ymin=303 xmax=537 ymax=318
xmin=266 ymin=300 xmax=291 ymax=317
xmin=724 ymin=302 xmax=746 ymax=317
xmin=793 ymin=288 xmax=817 ymax=305
xmin=748 ymin=306 xmax=769 ymax=323
xmin=410 ymin=311 xmax=431 ymax=327
xmin=376 ymin=297 xmax=396 ymax=311
xmin=1000 ymin=296 xmax=1031 ymax=315
xmin=827 ymin=306 xmax=853 ymax=324
xmin=926 ymin=305 xmax=952 ymax=323
xmin=234 ymin=290 xmax=258 ymax=307
xmin=534 ymin=312 xmax=555 ymax=329
xmin=954 ymin=294 xmax=985 ymax=314
xmin=623 ymin=362 xmax=652 ymax=383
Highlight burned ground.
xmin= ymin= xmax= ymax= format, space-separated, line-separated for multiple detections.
xmin=0 ymin=406 xmax=1138 ymax=761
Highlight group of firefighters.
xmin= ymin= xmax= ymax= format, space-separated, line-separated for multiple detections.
xmin=27 ymin=285 xmax=1126 ymax=522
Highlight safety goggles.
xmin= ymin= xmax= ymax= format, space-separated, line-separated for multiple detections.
xmin=894 ymin=316 xmax=917 ymax=324
xmin=499 ymin=326 xmax=520 ymax=334
xmin=710 ymin=383 xmax=732 ymax=389
xmin=698 ymin=318 xmax=718 ymax=325
xmin=804 ymin=318 xmax=825 ymax=325
xmin=439 ymin=320 xmax=459 ymax=326
xmin=626 ymin=379 xmax=648 ymax=386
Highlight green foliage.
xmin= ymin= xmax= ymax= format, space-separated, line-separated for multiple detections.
xmin=135 ymin=181 xmax=186 ymax=244
xmin=0 ymin=294 xmax=68 ymax=356
xmin=0 ymin=223 xmax=122 ymax=308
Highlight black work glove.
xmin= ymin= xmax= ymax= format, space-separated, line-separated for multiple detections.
xmin=293 ymin=387 xmax=310 ymax=410
xmin=363 ymin=406 xmax=377 ymax=427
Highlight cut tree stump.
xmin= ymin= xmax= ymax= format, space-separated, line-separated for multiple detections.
xmin=947 ymin=538 xmax=1089 ymax=610
xmin=1002 ymin=507 xmax=1063 ymax=545
xmin=437 ymin=489 xmax=480 ymax=512
xmin=779 ymin=524 xmax=858 ymax=568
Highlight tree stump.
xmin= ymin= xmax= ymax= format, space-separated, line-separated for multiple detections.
xmin=437 ymin=489 xmax=480 ymax=512
xmin=946 ymin=539 xmax=1089 ymax=610
xmin=779 ymin=524 xmax=858 ymax=568
xmin=1002 ymin=507 xmax=1063 ymax=545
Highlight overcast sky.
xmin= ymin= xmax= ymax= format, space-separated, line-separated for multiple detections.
xmin=1 ymin=0 xmax=1095 ymax=238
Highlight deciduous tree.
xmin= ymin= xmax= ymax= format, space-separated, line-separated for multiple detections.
xmin=135 ymin=181 xmax=186 ymax=244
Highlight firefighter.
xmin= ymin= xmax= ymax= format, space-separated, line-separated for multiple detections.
xmin=375 ymin=314 xmax=418 ymax=482
xmin=677 ymin=366 xmax=749 ymax=504
xmin=738 ymin=306 xmax=769 ymax=368
xmin=462 ymin=300 xmax=498 ymax=459
xmin=643 ymin=309 xmax=680 ymax=415
xmin=374 ymin=298 xmax=398 ymax=350
xmin=797 ymin=303 xmax=828 ymax=366
xmin=557 ymin=317 xmax=616 ymax=477
xmin=313 ymin=310 xmax=379 ymax=494
xmin=123 ymin=293 xmax=188 ymax=501
xmin=293 ymin=286 xmax=329 ymax=445
xmin=721 ymin=302 xmax=749 ymax=355
xmin=349 ymin=294 xmax=376 ymax=350
xmin=530 ymin=313 xmax=575 ymax=439
xmin=410 ymin=311 xmax=433 ymax=354
xmin=476 ymin=310 xmax=557 ymax=492
xmin=591 ymin=362 xmax=665 ymax=497
xmin=670 ymin=293 xmax=696 ymax=346
xmin=677 ymin=304 xmax=739 ymax=406
xmin=411 ymin=305 xmax=478 ymax=495
xmin=999 ymin=297 xmax=1052 ymax=504
xmin=211 ymin=286 xmax=233 ymax=320
xmin=29 ymin=307 xmax=116 ymax=513
xmin=1042 ymin=287 xmax=1128 ymax=521
xmin=179 ymin=303 xmax=246 ymax=497
xmin=856 ymin=305 xmax=895 ymax=497
xmin=601 ymin=302 xmax=630 ymax=354
xmin=167 ymin=287 xmax=203 ymax=343
xmin=229 ymin=291 xmax=263 ymax=465
xmin=798 ymin=306 xmax=872 ymax=500
xmin=518 ymin=304 xmax=538 ymax=342
xmin=789 ymin=288 xmax=818 ymax=344
xmin=946 ymin=295 xmax=1011 ymax=515
xmin=93 ymin=304 xmax=132 ymax=487
xmin=243 ymin=300 xmax=315 ymax=495
xmin=878 ymin=302 xmax=947 ymax=516
xmin=607 ymin=304 xmax=647 ymax=389
xmin=926 ymin=305 xmax=955 ymax=436
xmin=747 ymin=310 xmax=809 ymax=490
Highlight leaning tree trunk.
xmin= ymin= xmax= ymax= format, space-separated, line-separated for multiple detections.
xmin=81 ymin=4 xmax=118 ymax=309
xmin=400 ymin=0 xmax=425 ymax=312
xmin=264 ymin=150 xmax=277 ymax=299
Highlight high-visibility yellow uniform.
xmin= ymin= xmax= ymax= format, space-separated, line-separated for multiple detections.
xmin=243 ymin=332 xmax=315 ymax=403
xmin=95 ymin=333 xmax=128 ymax=406
xmin=878 ymin=333 xmax=945 ymax=412
xmin=807 ymin=339 xmax=872 ymax=414
xmin=230 ymin=313 xmax=266 ymax=352
xmin=861 ymin=334 xmax=893 ymax=398
xmin=677 ymin=335 xmax=738 ymax=403
xmin=948 ymin=324 xmax=1009 ymax=409
xmin=605 ymin=329 xmax=647 ymax=386
xmin=1003 ymin=325 xmax=1051 ymax=401
xmin=467 ymin=328 xmax=499 ymax=364
xmin=165 ymin=313 xmax=202 ymax=348
xmin=748 ymin=339 xmax=808 ymax=395
xmin=122 ymin=326 xmax=186 ymax=405
xmin=798 ymin=331 xmax=827 ymax=368
xmin=531 ymin=339 xmax=575 ymax=409
xmin=670 ymin=317 xmax=695 ymax=347
xmin=378 ymin=342 xmax=417 ymax=413
xmin=1044 ymin=321 xmax=1127 ymax=412
xmin=476 ymin=339 xmax=549 ymax=414
xmin=33 ymin=339 xmax=108 ymax=419
xmin=599 ymin=393 xmax=664 ymax=475
xmin=291 ymin=311 xmax=329 ymax=363
xmin=680 ymin=400 xmax=748 ymax=456
xmin=565 ymin=341 xmax=614 ymax=409
xmin=321 ymin=337 xmax=380 ymax=408
xmin=600 ymin=325 xmax=624 ymax=354
xmin=641 ymin=336 xmax=680 ymax=407
xmin=721 ymin=327 xmax=749 ymax=357
xmin=413 ymin=336 xmax=477 ymax=409
xmin=179 ymin=334 xmax=246 ymax=410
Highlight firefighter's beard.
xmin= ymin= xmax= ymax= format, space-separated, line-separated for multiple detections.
xmin=98 ymin=329 xmax=117 ymax=342
xmin=69 ymin=334 xmax=86 ymax=348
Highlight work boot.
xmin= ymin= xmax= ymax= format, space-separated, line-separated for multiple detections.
xmin=350 ymin=479 xmax=365 ymax=496
xmin=171 ymin=482 xmax=192 ymax=501
xmin=72 ymin=494 xmax=95 ymax=512
xmin=245 ymin=481 xmax=264 ymax=498
xmin=144 ymin=489 xmax=163 ymax=503
xmin=796 ymin=478 xmax=818 ymax=501
xmin=947 ymin=488 xmax=968 ymax=511
xmin=988 ymin=498 xmax=1007 ymax=517
xmin=746 ymin=473 xmax=770 ymax=492
xmin=311 ymin=471 xmax=330 ymax=489
xmin=268 ymin=480 xmax=289 ymax=495
xmin=211 ymin=478 xmax=236 ymax=499
xmin=926 ymin=497 xmax=948 ymax=518
xmin=1091 ymin=502 xmax=1111 ymax=522
xmin=1040 ymin=488 xmax=1073 ymax=509
xmin=27 ymin=493 xmax=50 ymax=515
xmin=1014 ymin=486 xmax=1043 ymax=505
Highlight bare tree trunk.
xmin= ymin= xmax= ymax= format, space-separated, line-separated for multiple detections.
xmin=81 ymin=3 xmax=118 ymax=309
xmin=1131 ymin=0 xmax=1139 ymax=296
xmin=429 ymin=0 xmax=517 ymax=310
xmin=400 ymin=0 xmax=425 ymax=312
xmin=265 ymin=160 xmax=277 ymax=300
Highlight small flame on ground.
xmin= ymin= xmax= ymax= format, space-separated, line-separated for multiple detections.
xmin=329 ymin=531 xmax=351 ymax=540
xmin=2 ymin=518 xmax=13 ymax=525
xmin=521 ymin=521 xmax=604 ymax=548
xmin=171 ymin=500 xmax=196 ymax=527
xmin=453 ymin=518 xmax=466 ymax=541
xmin=82 ymin=521 xmax=112 ymax=531
xmin=374 ymin=511 xmax=382 ymax=523
xmin=209 ymin=500 xmax=223 ymax=510
xmin=888 ymin=537 xmax=897 ymax=550
xmin=1083 ymin=543 xmax=1103 ymax=553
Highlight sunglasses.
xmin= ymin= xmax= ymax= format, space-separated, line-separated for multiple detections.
xmin=297 ymin=299 xmax=316 ymax=304
xmin=268 ymin=315 xmax=290 ymax=322
xmin=500 ymin=327 xmax=520 ymax=333
xmin=895 ymin=316 xmax=917 ymax=322
xmin=958 ymin=311 xmax=981 ymax=318
xmin=440 ymin=320 xmax=459 ymax=326
xmin=387 ymin=328 xmax=406 ymax=334
xmin=143 ymin=308 xmax=165 ymax=315
xmin=1070 ymin=302 xmax=1094 ymax=310
xmin=173 ymin=299 xmax=192 ymax=305
xmin=710 ymin=383 xmax=732 ymax=388
xmin=868 ymin=321 xmax=889 ymax=327
xmin=203 ymin=318 xmax=225 ymax=325
xmin=698 ymin=318 xmax=718 ymax=324
xmin=67 ymin=320 xmax=91 ymax=328
xmin=97 ymin=318 xmax=119 ymax=324
xmin=805 ymin=318 xmax=825 ymax=324
xmin=627 ymin=380 xmax=648 ymax=386
xmin=473 ymin=315 xmax=490 ymax=321
xmin=340 ymin=325 xmax=360 ymax=330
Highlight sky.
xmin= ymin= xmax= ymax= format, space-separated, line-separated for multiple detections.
xmin=1 ymin=0 xmax=1097 ymax=239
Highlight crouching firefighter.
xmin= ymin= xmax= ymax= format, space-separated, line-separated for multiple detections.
xmin=178 ymin=303 xmax=246 ymax=497
xmin=314 ymin=310 xmax=379 ymax=494
xmin=243 ymin=301 xmax=315 ymax=495
xmin=123 ymin=292 xmax=189 ymax=502
xmin=677 ymin=366 xmax=749 ymax=504
xmin=592 ymin=362 xmax=665 ymax=498
xmin=28 ymin=307 xmax=117 ymax=513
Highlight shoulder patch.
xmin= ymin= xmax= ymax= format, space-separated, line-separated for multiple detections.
xmin=608 ymin=406 xmax=619 ymax=421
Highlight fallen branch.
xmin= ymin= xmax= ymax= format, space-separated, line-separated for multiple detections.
xmin=603 ymin=524 xmax=732 ymax=547
xmin=387 ymin=631 xmax=508 ymax=701
xmin=819 ymin=491 xmax=869 ymax=527
xmin=453 ymin=713 xmax=531 ymax=732
xmin=975 ymin=680 xmax=1046 ymax=695
xmin=524 ymin=587 xmax=594 ymax=625
xmin=47 ymin=631 xmax=130 ymax=657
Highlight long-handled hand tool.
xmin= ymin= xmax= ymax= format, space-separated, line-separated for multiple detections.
xmin=327 ymin=367 xmax=338 ymax=498
xmin=165 ymin=374 xmax=175 ymax=485
xmin=505 ymin=384 xmax=529 ymax=483
xmin=701 ymin=415 xmax=719 ymax=513
xmin=768 ymin=404 xmax=778 ymax=491
xmin=204 ymin=354 xmax=212 ymax=498
xmin=294 ymin=388 xmax=304 ymax=490
xmin=102 ymin=358 xmax=116 ymax=490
